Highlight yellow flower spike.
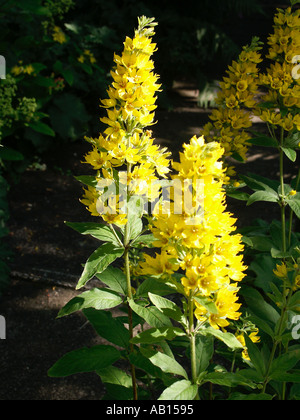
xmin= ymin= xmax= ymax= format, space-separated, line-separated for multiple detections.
xmin=141 ymin=135 xmax=246 ymax=331
xmin=81 ymin=16 xmax=171 ymax=222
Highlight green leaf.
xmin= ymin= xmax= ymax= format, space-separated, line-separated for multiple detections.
xmin=248 ymin=254 xmax=278 ymax=293
xmin=128 ymin=299 xmax=172 ymax=328
xmin=158 ymin=380 xmax=198 ymax=400
xmin=0 ymin=147 xmax=24 ymax=161
xmin=129 ymin=352 xmax=173 ymax=386
xmin=203 ymin=372 xmax=256 ymax=388
xmin=228 ymin=393 xmax=273 ymax=400
xmin=270 ymin=247 xmax=291 ymax=259
xmin=76 ymin=243 xmax=124 ymax=289
xmin=148 ymin=292 xmax=185 ymax=324
xmin=131 ymin=327 xmax=185 ymax=344
xmin=200 ymin=327 xmax=243 ymax=351
xmin=226 ymin=190 xmax=250 ymax=201
xmin=241 ymin=174 xmax=279 ymax=193
xmin=61 ymin=68 xmax=74 ymax=86
xmin=74 ymin=175 xmax=98 ymax=188
xmin=288 ymin=291 xmax=300 ymax=312
xmin=244 ymin=334 xmax=265 ymax=377
xmin=281 ymin=147 xmax=297 ymax=162
xmin=247 ymin=190 xmax=279 ymax=206
xmin=48 ymin=345 xmax=120 ymax=377
xmin=66 ymin=222 xmax=123 ymax=246
xmin=97 ymin=366 xmax=133 ymax=400
xmin=97 ymin=366 xmax=132 ymax=388
xmin=270 ymin=347 xmax=300 ymax=376
xmin=291 ymin=0 xmax=300 ymax=6
xmin=248 ymin=135 xmax=278 ymax=148
xmin=286 ymin=194 xmax=300 ymax=219
xmin=122 ymin=196 xmax=144 ymax=241
xmin=136 ymin=277 xmax=174 ymax=297
xmin=57 ymin=288 xmax=122 ymax=317
xmin=241 ymin=286 xmax=280 ymax=325
xmin=28 ymin=120 xmax=55 ymax=137
xmin=96 ymin=266 xmax=127 ymax=295
xmin=130 ymin=233 xmax=155 ymax=248
xmin=243 ymin=235 xmax=273 ymax=252
xmin=269 ymin=370 xmax=300 ymax=383
xmin=83 ymin=309 xmax=129 ymax=348
xmin=195 ymin=335 xmax=214 ymax=376
xmin=141 ymin=348 xmax=188 ymax=379
xmin=284 ymin=132 xmax=300 ymax=149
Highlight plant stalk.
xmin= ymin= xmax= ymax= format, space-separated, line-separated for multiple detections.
xmin=188 ymin=295 xmax=200 ymax=400
xmin=124 ymin=179 xmax=138 ymax=400
xmin=279 ymin=130 xmax=287 ymax=254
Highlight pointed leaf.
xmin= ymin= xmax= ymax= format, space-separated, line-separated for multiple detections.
xmin=128 ymin=299 xmax=172 ymax=328
xmin=247 ymin=190 xmax=278 ymax=206
xmin=140 ymin=348 xmax=188 ymax=379
xmin=83 ymin=309 xmax=129 ymax=348
xmin=58 ymin=288 xmax=122 ymax=317
xmin=131 ymin=327 xmax=185 ymax=344
xmin=66 ymin=222 xmax=122 ymax=246
xmin=281 ymin=147 xmax=297 ymax=162
xmin=244 ymin=334 xmax=265 ymax=377
xmin=148 ymin=292 xmax=185 ymax=324
xmin=96 ymin=266 xmax=128 ymax=295
xmin=158 ymin=380 xmax=198 ymax=400
xmin=48 ymin=345 xmax=120 ymax=377
xmin=200 ymin=327 xmax=243 ymax=351
xmin=76 ymin=243 xmax=124 ymax=289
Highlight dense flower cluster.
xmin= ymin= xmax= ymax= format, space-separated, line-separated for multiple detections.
xmin=139 ymin=135 xmax=247 ymax=330
xmin=202 ymin=40 xmax=262 ymax=162
xmin=81 ymin=17 xmax=171 ymax=225
xmin=255 ymin=6 xmax=300 ymax=131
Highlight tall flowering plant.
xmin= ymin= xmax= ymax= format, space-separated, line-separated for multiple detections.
xmin=201 ymin=1 xmax=300 ymax=400
xmin=47 ymin=16 xmax=257 ymax=401
xmin=48 ymin=16 xmax=172 ymax=400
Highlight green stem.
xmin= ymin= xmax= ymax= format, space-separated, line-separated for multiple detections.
xmin=123 ymin=164 xmax=138 ymax=401
xmin=279 ymin=129 xmax=287 ymax=254
xmin=188 ymin=294 xmax=200 ymax=400
xmin=124 ymin=242 xmax=138 ymax=400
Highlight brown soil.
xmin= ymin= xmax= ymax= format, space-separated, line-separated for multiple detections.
xmin=0 ymin=81 xmax=294 ymax=400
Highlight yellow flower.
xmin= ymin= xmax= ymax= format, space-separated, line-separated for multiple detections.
xmin=139 ymin=251 xmax=178 ymax=276
xmin=274 ymin=262 xmax=288 ymax=278
xmin=24 ymin=65 xmax=34 ymax=75
xmin=52 ymin=26 xmax=67 ymax=44
xmin=208 ymin=286 xmax=242 ymax=330
xmin=11 ymin=65 xmax=23 ymax=76
xmin=294 ymin=275 xmax=300 ymax=290
xmin=84 ymin=147 xmax=112 ymax=170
